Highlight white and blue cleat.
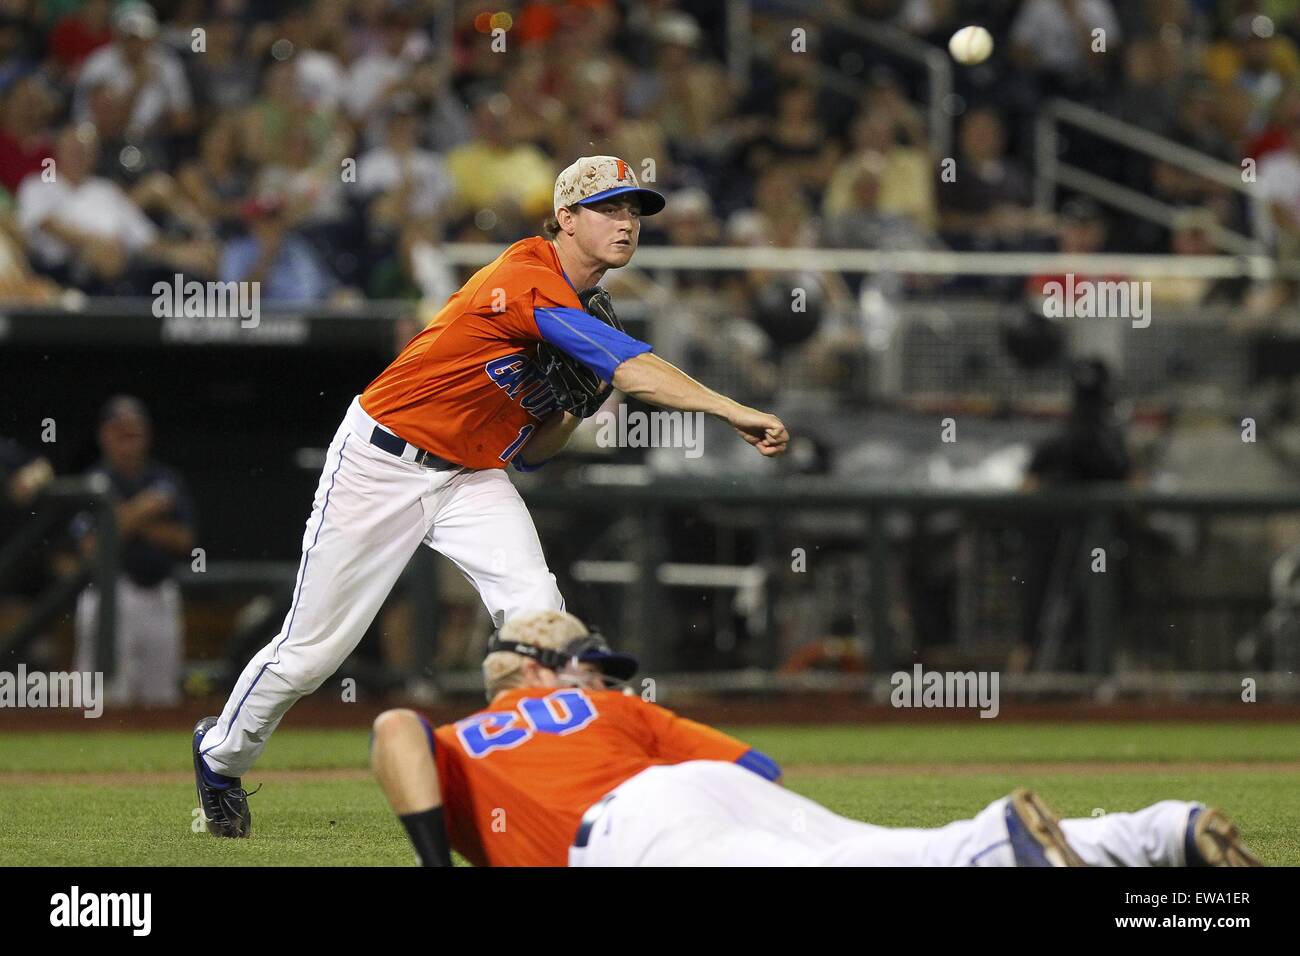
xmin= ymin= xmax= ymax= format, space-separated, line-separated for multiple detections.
xmin=1004 ymin=789 xmax=1086 ymax=867
xmin=1185 ymin=806 xmax=1262 ymax=867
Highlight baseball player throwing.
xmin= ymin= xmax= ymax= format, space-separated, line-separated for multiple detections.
xmin=193 ymin=157 xmax=789 ymax=837
xmin=371 ymin=610 xmax=1262 ymax=868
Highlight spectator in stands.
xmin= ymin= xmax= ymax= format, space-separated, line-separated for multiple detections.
xmin=0 ymin=202 xmax=62 ymax=302
xmin=0 ymin=9 xmax=41 ymax=92
xmin=729 ymin=166 xmax=820 ymax=251
xmin=73 ymin=2 xmax=194 ymax=141
xmin=822 ymin=153 xmax=937 ymax=253
xmin=548 ymin=60 xmax=680 ymax=207
xmin=1250 ymin=108 xmax=1300 ymax=308
xmin=253 ymin=111 xmax=355 ymax=254
xmin=84 ymin=74 xmax=172 ymax=185
xmin=176 ymin=116 xmax=251 ymax=238
xmin=409 ymin=57 xmax=473 ymax=153
xmin=1248 ymin=81 xmax=1300 ymax=162
xmin=349 ymin=0 xmax=425 ymax=61
xmin=188 ymin=17 xmax=258 ymax=122
xmin=239 ymin=55 xmax=336 ymax=168
xmin=938 ymin=107 xmax=1051 ymax=246
xmin=738 ymin=14 xmax=857 ymax=152
xmin=444 ymin=93 xmax=556 ymax=231
xmin=1111 ymin=35 xmax=1181 ymax=135
xmin=0 ymin=75 xmax=55 ymax=196
xmin=355 ymin=94 xmax=456 ymax=302
xmin=1138 ymin=81 xmax=1241 ymax=238
xmin=73 ymin=396 xmax=194 ymax=708
xmin=543 ymin=53 xmax=618 ymax=159
xmin=264 ymin=1 xmax=347 ymax=115
xmin=861 ymin=66 xmax=929 ymax=151
xmin=740 ymin=81 xmax=842 ymax=201
xmin=219 ymin=195 xmax=337 ymax=304
xmin=1010 ymin=0 xmax=1122 ymax=97
xmin=1255 ymin=108 xmax=1300 ymax=258
xmin=356 ymin=95 xmax=452 ymax=235
xmin=16 ymin=124 xmax=212 ymax=293
xmin=1168 ymin=78 xmax=1237 ymax=160
xmin=344 ymin=6 xmax=430 ymax=147
xmin=825 ymin=107 xmax=936 ymax=234
xmin=1149 ymin=208 xmax=1244 ymax=307
xmin=1204 ymin=13 xmax=1300 ymax=135
xmin=624 ymin=11 xmax=729 ymax=151
xmin=48 ymin=0 xmax=113 ymax=78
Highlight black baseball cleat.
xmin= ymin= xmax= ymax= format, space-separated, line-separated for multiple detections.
xmin=192 ymin=717 xmax=254 ymax=838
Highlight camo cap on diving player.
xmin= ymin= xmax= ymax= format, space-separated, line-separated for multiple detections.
xmin=553 ymin=156 xmax=667 ymax=216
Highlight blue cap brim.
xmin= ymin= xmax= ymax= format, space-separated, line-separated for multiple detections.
xmin=578 ymin=649 xmax=639 ymax=681
xmin=576 ymin=185 xmax=666 ymax=216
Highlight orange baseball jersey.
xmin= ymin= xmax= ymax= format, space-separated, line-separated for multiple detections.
xmin=428 ymin=687 xmax=768 ymax=867
xmin=360 ymin=236 xmax=652 ymax=471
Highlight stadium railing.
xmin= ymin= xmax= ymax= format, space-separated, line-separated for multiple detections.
xmin=1035 ymin=98 xmax=1266 ymax=255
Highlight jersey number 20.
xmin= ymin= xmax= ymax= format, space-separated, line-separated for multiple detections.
xmin=455 ymin=689 xmax=598 ymax=758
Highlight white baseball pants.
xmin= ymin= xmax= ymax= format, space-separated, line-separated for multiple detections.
xmin=74 ymin=578 xmax=182 ymax=708
xmin=200 ymin=396 xmax=563 ymax=777
xmin=567 ymin=761 xmax=1198 ymax=867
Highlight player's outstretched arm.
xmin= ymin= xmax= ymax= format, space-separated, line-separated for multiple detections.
xmin=612 ymin=352 xmax=789 ymax=457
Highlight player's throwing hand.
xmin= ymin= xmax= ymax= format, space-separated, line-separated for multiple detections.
xmin=727 ymin=404 xmax=789 ymax=457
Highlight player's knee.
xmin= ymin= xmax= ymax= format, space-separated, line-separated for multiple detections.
xmin=280 ymin=658 xmax=340 ymax=696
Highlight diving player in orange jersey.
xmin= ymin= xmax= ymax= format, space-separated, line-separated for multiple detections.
xmin=371 ymin=611 xmax=1261 ymax=868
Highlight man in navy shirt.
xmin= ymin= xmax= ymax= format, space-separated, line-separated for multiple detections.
xmin=73 ymin=396 xmax=196 ymax=707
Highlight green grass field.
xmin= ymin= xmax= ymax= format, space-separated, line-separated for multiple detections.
xmin=3 ymin=723 xmax=1297 ymax=866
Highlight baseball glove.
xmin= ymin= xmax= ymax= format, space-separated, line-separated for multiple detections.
xmin=537 ymin=286 xmax=625 ymax=418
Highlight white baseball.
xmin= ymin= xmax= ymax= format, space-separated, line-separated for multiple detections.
xmin=948 ymin=25 xmax=993 ymax=66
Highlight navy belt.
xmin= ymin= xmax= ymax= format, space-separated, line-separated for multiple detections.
xmin=368 ymin=426 xmax=460 ymax=471
xmin=573 ymin=794 xmax=616 ymax=849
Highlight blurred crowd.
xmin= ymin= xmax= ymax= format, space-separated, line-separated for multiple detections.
xmin=0 ymin=0 xmax=1293 ymax=305
xmin=0 ymin=0 xmax=1297 ymax=410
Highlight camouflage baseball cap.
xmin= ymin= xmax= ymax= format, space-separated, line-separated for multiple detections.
xmin=553 ymin=156 xmax=666 ymax=216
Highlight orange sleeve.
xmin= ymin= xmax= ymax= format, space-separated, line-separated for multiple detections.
xmin=628 ymin=697 xmax=752 ymax=765
xmin=497 ymin=263 xmax=581 ymax=340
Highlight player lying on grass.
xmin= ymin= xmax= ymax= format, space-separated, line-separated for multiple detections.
xmin=370 ymin=610 xmax=1261 ymax=867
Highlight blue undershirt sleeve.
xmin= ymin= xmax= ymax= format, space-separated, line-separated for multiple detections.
xmin=533 ymin=305 xmax=652 ymax=382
